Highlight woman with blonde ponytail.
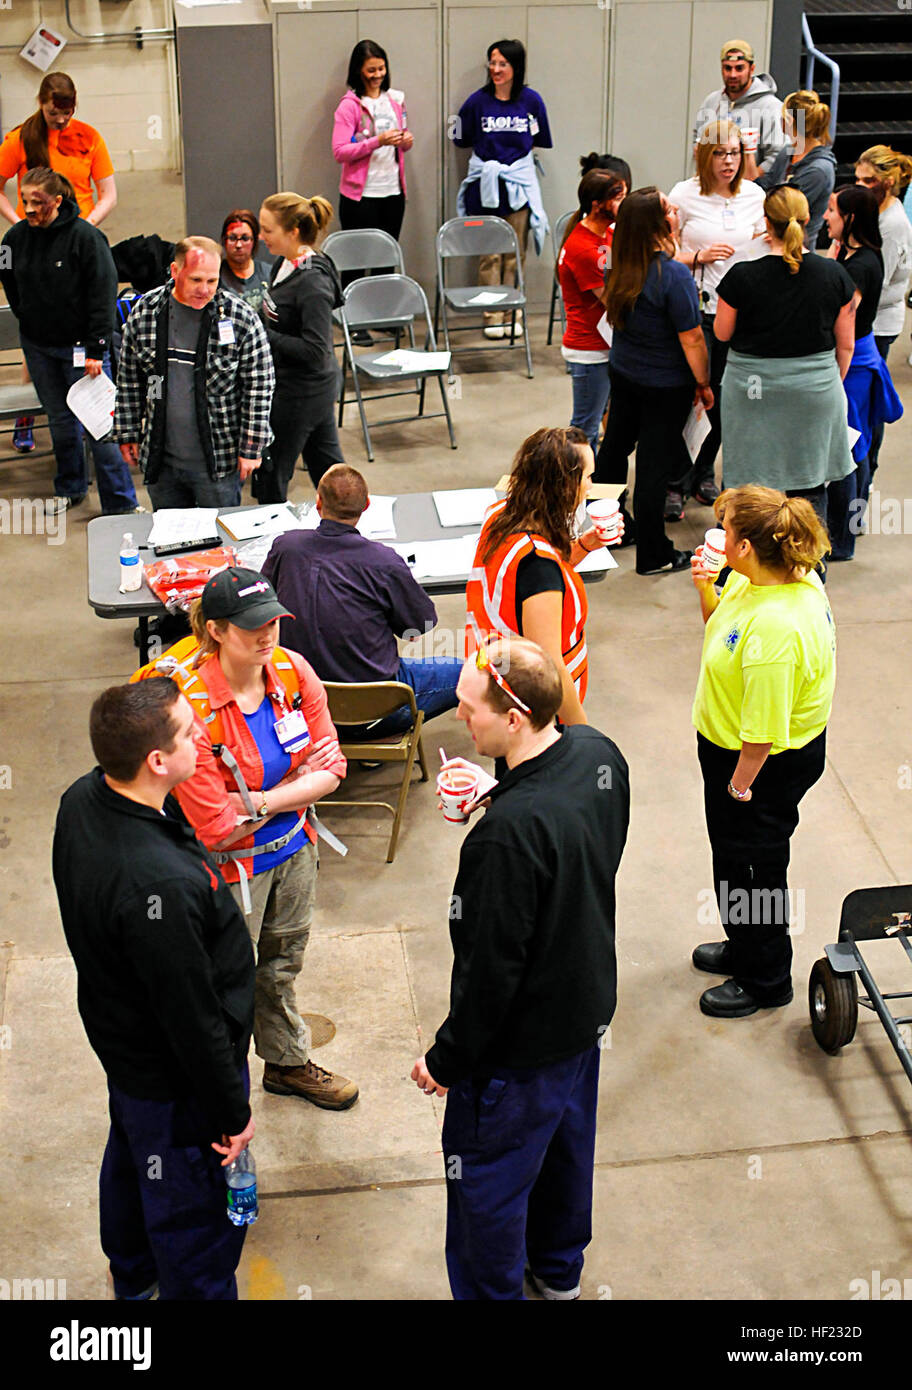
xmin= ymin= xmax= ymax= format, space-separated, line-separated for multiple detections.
xmin=714 ymin=186 xmax=858 ymax=516
xmin=758 ymin=90 xmax=836 ymax=247
xmin=255 ymin=192 xmax=344 ymax=501
xmin=688 ymin=485 xmax=836 ymax=1019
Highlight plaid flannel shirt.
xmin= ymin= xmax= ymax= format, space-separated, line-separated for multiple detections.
xmin=112 ymin=284 xmax=275 ymax=482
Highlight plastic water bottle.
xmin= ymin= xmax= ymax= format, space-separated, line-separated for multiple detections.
xmin=119 ymin=532 xmax=142 ymax=593
xmin=225 ymin=1148 xmax=258 ymax=1226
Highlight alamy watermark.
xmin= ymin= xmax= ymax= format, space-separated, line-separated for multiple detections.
xmin=0 ymin=499 xmax=66 ymax=546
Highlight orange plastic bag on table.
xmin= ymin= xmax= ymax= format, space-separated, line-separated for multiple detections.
xmin=143 ymin=546 xmax=237 ymax=613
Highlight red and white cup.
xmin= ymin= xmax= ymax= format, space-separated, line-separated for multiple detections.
xmin=740 ymin=126 xmax=760 ymax=154
xmin=587 ymin=498 xmax=622 ymax=542
xmin=701 ymin=527 xmax=727 ymax=576
xmin=436 ymin=767 xmax=480 ymax=823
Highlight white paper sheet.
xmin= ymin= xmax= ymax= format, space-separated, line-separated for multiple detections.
xmin=147 ymin=508 xmax=220 ymax=550
xmin=357 ymin=494 xmax=397 ymax=540
xmin=433 ymin=488 xmax=498 ymax=528
xmin=19 ymin=25 xmax=67 ymax=72
xmin=371 ymin=349 xmax=451 ymax=372
xmin=66 ymin=372 xmax=116 ymax=440
xmin=596 ymin=313 xmax=613 ymax=346
xmin=386 ymin=532 xmax=480 ymax=579
xmin=467 ymin=290 xmax=509 ymax=305
xmin=217 ymin=504 xmax=304 ymax=543
xmin=683 ymin=403 xmax=712 ymax=464
xmin=575 ymin=544 xmax=619 ymax=573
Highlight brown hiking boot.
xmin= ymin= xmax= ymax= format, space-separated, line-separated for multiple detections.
xmin=262 ymin=1060 xmax=359 ymax=1110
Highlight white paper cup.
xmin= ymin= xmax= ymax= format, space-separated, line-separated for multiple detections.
xmin=702 ymin=527 xmax=727 ymax=576
xmin=587 ymin=498 xmax=622 ymax=541
xmin=436 ymin=768 xmax=480 ymax=823
xmin=740 ymin=126 xmax=760 ymax=153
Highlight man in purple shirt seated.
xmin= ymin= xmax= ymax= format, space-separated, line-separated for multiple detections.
xmin=261 ymin=464 xmax=462 ymax=735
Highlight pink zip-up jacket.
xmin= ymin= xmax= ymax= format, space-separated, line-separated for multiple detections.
xmin=331 ymin=87 xmax=408 ymax=201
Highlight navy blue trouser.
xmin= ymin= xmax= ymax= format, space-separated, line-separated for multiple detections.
xmin=442 ymin=1046 xmax=601 ymax=1300
xmin=100 ymin=1071 xmax=249 ymax=1301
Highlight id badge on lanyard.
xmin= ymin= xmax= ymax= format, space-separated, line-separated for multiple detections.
xmin=218 ymin=318 xmax=235 ymax=346
xmin=274 ymin=709 xmax=310 ymax=754
xmin=722 ymin=203 xmax=736 ymax=232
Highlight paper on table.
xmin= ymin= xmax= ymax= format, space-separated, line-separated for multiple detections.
xmin=148 ymin=508 xmax=220 ymax=549
xmin=357 ymin=494 xmax=397 ymax=539
xmin=433 ymin=488 xmax=498 ymax=527
xmin=683 ymin=403 xmax=711 ymax=464
xmin=217 ymin=503 xmax=304 ymax=543
xmin=372 ymin=349 xmax=451 ymax=372
xmin=467 ymin=290 xmax=509 ymax=305
xmin=386 ymin=532 xmax=480 ymax=580
xmin=596 ymin=313 xmax=613 ymax=346
xmin=66 ymin=372 xmax=116 ymax=440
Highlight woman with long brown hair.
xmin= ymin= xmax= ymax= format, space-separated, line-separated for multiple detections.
xmin=689 ymin=486 xmax=835 ymax=1019
xmin=557 ymin=168 xmax=625 ymax=452
xmin=594 ymin=187 xmax=711 ymax=574
xmin=0 ymin=72 xmax=117 ymax=454
xmin=255 ymin=191 xmax=344 ymax=501
xmin=467 ymin=426 xmax=619 ymax=725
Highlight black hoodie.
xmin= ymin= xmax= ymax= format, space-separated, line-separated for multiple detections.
xmin=0 ymin=196 xmax=117 ymax=359
xmin=260 ymin=251 xmax=342 ymax=393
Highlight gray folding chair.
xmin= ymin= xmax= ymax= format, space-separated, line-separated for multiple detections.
xmin=340 ymin=274 xmax=457 ymax=462
xmin=434 ymin=216 xmax=533 ymax=378
xmin=323 ymin=229 xmax=412 ymax=421
xmin=0 ymin=305 xmax=52 ymax=460
xmin=547 ymin=210 xmax=575 ymax=347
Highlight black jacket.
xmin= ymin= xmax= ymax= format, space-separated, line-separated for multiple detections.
xmin=0 ymin=197 xmax=117 ymax=359
xmin=426 ymin=725 xmax=630 ymax=1087
xmin=261 ymin=252 xmax=342 ymax=392
xmin=52 ymin=769 xmax=255 ymax=1137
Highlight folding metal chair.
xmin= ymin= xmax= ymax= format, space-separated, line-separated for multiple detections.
xmin=547 ymin=210 xmax=575 ymax=347
xmin=434 ymin=216 xmax=533 ymax=378
xmin=0 ymin=305 xmax=53 ymax=461
xmin=339 ymin=274 xmax=457 ymax=462
xmin=319 ymin=681 xmax=429 ymax=863
xmin=323 ymin=229 xmax=411 ymax=422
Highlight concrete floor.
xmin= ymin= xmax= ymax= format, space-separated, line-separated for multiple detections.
xmin=2 ymin=171 xmax=912 ymax=1302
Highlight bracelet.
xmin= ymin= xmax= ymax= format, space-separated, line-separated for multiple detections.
xmin=727 ymin=780 xmax=751 ymax=801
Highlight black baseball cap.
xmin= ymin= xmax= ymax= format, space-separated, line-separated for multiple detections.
xmin=201 ymin=566 xmax=294 ymax=629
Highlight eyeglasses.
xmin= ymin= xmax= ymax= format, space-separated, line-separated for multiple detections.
xmin=475 ymin=643 xmax=531 ymax=714
xmin=226 ymin=234 xmax=254 ymax=244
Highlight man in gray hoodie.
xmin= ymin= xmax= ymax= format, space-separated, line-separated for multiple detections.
xmin=693 ymin=39 xmax=788 ymax=179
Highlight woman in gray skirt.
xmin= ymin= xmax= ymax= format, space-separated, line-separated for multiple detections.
xmin=714 ymin=185 xmax=858 ymax=522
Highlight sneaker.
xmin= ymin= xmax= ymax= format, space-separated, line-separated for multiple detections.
xmin=505 ymin=312 xmax=524 ymax=339
xmin=525 ymin=1267 xmax=581 ymax=1301
xmin=47 ymin=494 xmax=87 ymax=513
xmin=694 ymin=481 xmax=720 ymax=506
xmin=263 ymin=1059 xmax=359 ymax=1110
xmin=638 ymin=548 xmax=693 ymax=576
xmin=483 ymin=324 xmax=505 ymax=340
xmin=664 ymin=488 xmax=685 ymax=522
xmin=12 ymin=416 xmax=35 ymax=452
xmin=351 ymin=330 xmax=374 ymax=346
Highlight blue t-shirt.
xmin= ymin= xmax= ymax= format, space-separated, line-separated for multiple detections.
xmin=243 ymin=697 xmax=304 ymax=873
xmin=454 ymin=86 xmax=552 ymax=217
xmin=610 ymin=253 xmax=702 ymax=388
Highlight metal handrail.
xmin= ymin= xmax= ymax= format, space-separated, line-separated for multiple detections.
xmin=802 ymin=13 xmax=840 ymax=143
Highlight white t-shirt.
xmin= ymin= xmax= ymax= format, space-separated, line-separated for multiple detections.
xmin=667 ymin=177 xmax=767 ymax=315
xmin=874 ymin=199 xmax=912 ymax=337
xmin=362 ymin=93 xmax=402 ymax=198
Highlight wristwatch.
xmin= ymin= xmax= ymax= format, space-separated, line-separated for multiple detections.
xmin=255 ymin=795 xmax=269 ymax=819
xmin=727 ymin=781 xmax=752 ymax=802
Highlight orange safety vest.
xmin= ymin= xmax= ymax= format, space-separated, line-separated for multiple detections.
xmin=466 ymin=502 xmax=589 ymax=700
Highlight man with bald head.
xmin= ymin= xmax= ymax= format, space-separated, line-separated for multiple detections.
xmin=114 ymin=234 xmax=275 ymax=508
xmin=412 ymin=637 xmax=630 ymax=1300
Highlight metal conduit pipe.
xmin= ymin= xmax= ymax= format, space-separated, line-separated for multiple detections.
xmin=63 ymin=0 xmax=174 ymax=43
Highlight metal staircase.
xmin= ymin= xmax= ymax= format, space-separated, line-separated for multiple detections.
xmin=804 ymin=0 xmax=912 ymax=175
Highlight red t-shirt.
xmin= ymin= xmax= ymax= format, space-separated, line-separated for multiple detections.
xmin=558 ymin=222 xmax=612 ymax=351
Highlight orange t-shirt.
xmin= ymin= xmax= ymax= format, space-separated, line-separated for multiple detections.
xmin=0 ymin=120 xmax=114 ymax=219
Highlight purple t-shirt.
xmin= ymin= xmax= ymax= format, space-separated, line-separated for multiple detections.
xmin=454 ymin=86 xmax=552 ymax=216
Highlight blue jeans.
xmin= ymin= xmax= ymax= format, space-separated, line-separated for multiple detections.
xmin=21 ymin=337 xmax=137 ymax=512
xmin=567 ymin=359 xmax=611 ymax=454
xmin=100 ymin=1068 xmax=249 ymax=1300
xmin=147 ymin=463 xmax=241 ymax=510
xmin=364 ymin=656 xmax=462 ymax=738
xmin=442 ymin=1046 xmax=601 ymax=1300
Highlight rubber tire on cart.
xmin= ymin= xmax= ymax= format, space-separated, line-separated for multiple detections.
xmin=809 ymin=957 xmax=858 ymax=1053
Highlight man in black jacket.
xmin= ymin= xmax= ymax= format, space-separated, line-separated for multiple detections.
xmin=53 ymin=678 xmax=256 ymax=1300
xmin=0 ymin=167 xmax=138 ymax=512
xmin=412 ymin=638 xmax=630 ymax=1301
